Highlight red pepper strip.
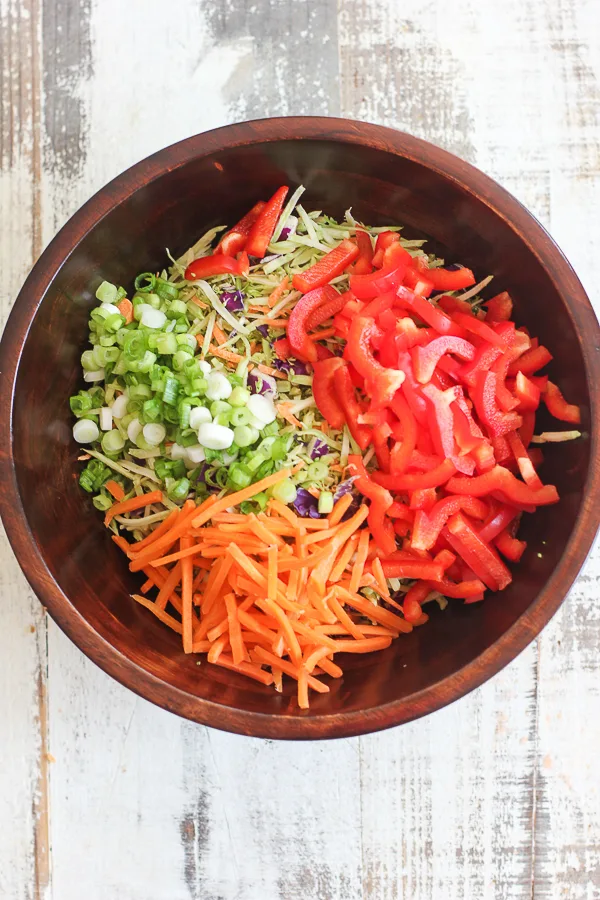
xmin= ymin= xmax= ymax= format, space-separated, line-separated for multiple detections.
xmin=435 ymin=548 xmax=457 ymax=571
xmin=491 ymin=330 xmax=531 ymax=411
xmin=387 ymin=502 xmax=414 ymax=522
xmin=422 ymin=384 xmax=475 ymax=475
xmin=273 ymin=337 xmax=291 ymax=360
xmin=315 ymin=344 xmax=335 ymax=360
xmin=491 ymin=435 xmax=512 ymax=465
xmin=471 ymin=441 xmax=496 ymax=473
xmin=529 ymin=374 xmax=548 ymax=390
xmin=426 ymin=266 xmax=476 ymax=291
xmin=184 ymin=253 xmax=247 ymax=281
xmin=312 ymin=358 xmax=346 ymax=429
xmin=519 ymin=410 xmax=536 ymax=448
xmin=350 ymin=247 xmax=412 ymax=300
xmin=304 ymin=290 xmax=349 ymax=332
xmin=459 ymin=342 xmax=504 ymax=388
xmin=292 ymin=239 xmax=359 ymax=293
xmin=349 ymin=462 xmax=396 ymax=556
xmin=380 ymin=561 xmax=445 ymax=581
xmin=495 ymin=529 xmax=527 ymax=562
xmin=514 ymin=371 xmax=541 ymax=411
xmin=372 ymin=458 xmax=457 ymax=491
xmin=362 ymin=290 xmax=396 ymax=319
xmin=374 ymin=230 xmax=399 ymax=257
xmin=485 ymin=291 xmax=513 ymax=322
xmin=450 ymin=311 xmax=509 ymax=348
xmin=352 ymin=230 xmax=374 ymax=275
xmin=346 ymin=316 xmax=405 ymax=407
xmin=395 ymin=286 xmax=467 ymax=337
xmin=436 ymin=354 xmax=463 ymax=381
xmin=506 ymin=430 xmax=544 ymax=490
xmin=372 ymin=424 xmax=392 ymax=473
xmin=412 ymin=335 xmax=476 ymax=384
xmin=338 ymin=367 xmax=373 ymax=450
xmin=333 ymin=314 xmax=350 ymax=339
xmin=543 ymin=381 xmax=581 ymax=424
xmin=443 ymin=514 xmax=512 ymax=591
xmin=438 ymin=294 xmax=480 ymax=317
xmin=427 ymin=576 xmax=487 ymax=598
xmin=388 ymin=393 xmax=417 ymax=476
xmin=411 ymin=495 xmax=489 ymax=551
xmin=405 ymin=450 xmax=443 ymax=471
xmin=397 ymin=352 xmax=428 ymax=425
xmin=403 ymin=580 xmax=431 ymax=624
xmin=507 ymin=344 xmax=553 ymax=376
xmin=452 ymin=398 xmax=484 ymax=453
xmin=287 ymin=285 xmax=339 ymax=362
xmin=477 ymin=505 xmax=519 ymax=542
xmin=244 ymin=186 xmax=289 ymax=258
xmin=472 ymin=371 xmax=523 ymax=437
xmin=393 ymin=520 xmax=410 ymax=538
xmin=403 ymin=266 xmax=434 ymax=297
xmin=216 ymin=200 xmax=266 ymax=256
xmin=445 ymin=465 xmax=559 ymax=506
xmin=409 ymin=488 xmax=438 ymax=511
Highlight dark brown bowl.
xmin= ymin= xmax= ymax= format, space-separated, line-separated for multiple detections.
xmin=1 ymin=117 xmax=599 ymax=739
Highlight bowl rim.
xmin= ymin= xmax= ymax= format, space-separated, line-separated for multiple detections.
xmin=1 ymin=115 xmax=599 ymax=740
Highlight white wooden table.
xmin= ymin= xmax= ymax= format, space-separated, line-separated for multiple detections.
xmin=1 ymin=1 xmax=599 ymax=897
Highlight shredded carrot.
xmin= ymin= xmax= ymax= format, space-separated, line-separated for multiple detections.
xmin=191 ymin=467 xmax=302 ymax=528
xmin=212 ymin=324 xmax=227 ymax=345
xmin=117 ymin=298 xmax=133 ymax=324
xmin=329 ymin=493 xmax=353 ymax=526
xmin=105 ymin=489 xmax=163 ymax=526
xmin=224 ymin=592 xmax=248 ymax=665
xmin=350 ymin=530 xmax=370 ymax=593
xmin=268 ymin=275 xmax=289 ymax=307
xmin=211 ymin=654 xmax=274 ymax=686
xmin=181 ymin=536 xmax=194 ymax=653
xmin=276 ymin=402 xmax=303 ymax=428
xmin=105 ymin=480 xmax=125 ymax=501
xmin=131 ymin=594 xmax=182 ymax=634
xmin=257 ymin=363 xmax=287 ymax=379
xmin=308 ymin=326 xmax=336 ymax=341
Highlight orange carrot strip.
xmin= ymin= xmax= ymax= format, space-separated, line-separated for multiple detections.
xmin=105 ymin=480 xmax=125 ymax=501
xmin=210 ymin=654 xmax=274 ymax=686
xmin=212 ymin=324 xmax=227 ymax=345
xmin=267 ymin=546 xmax=278 ymax=602
xmin=141 ymin=565 xmax=167 ymax=592
xmin=300 ymin=525 xmax=342 ymax=547
xmin=350 ymin=530 xmax=370 ymax=593
xmin=181 ymin=536 xmax=194 ymax=654
xmin=237 ymin=609 xmax=278 ymax=643
xmin=131 ymin=594 xmax=182 ymax=634
xmin=268 ymin=275 xmax=289 ymax=307
xmin=297 ymin=669 xmax=309 ymax=709
xmin=134 ymin=507 xmax=181 ymax=551
xmin=331 ymin=637 xmax=393 ymax=653
xmin=316 ymin=657 xmax=343 ymax=678
xmin=251 ymin=647 xmax=329 ymax=692
xmin=291 ymin=621 xmax=338 ymax=651
xmin=112 ymin=534 xmax=134 ymax=557
xmin=309 ymin=506 xmax=370 ymax=596
xmin=272 ymin=667 xmax=283 ymax=692
xmin=201 ymin=554 xmax=235 ymax=614
xmin=105 ymin=489 xmax=163 ymax=526
xmin=303 ymin=646 xmax=333 ymax=674
xmin=155 ymin=561 xmax=182 ymax=610
xmin=287 ymin=569 xmax=299 ymax=602
xmin=149 ymin=543 xmax=203 ymax=567
xmin=190 ymin=640 xmax=211 ymax=653
xmin=329 ymin=493 xmax=353 ymax=526
xmin=326 ymin=593 xmax=366 ymax=640
xmin=335 ymin=588 xmax=413 ymax=633
xmin=250 ymin=514 xmax=288 ymax=549
xmin=329 ymin=533 xmax=359 ymax=583
xmin=227 ymin=544 xmax=301 ymax=611
xmin=117 ymin=298 xmax=134 ymax=324
xmin=254 ymin=597 xmax=303 ymax=665
xmin=140 ymin=578 xmax=153 ymax=594
xmin=224 ymin=592 xmax=248 ymax=665
xmin=308 ymin=326 xmax=336 ymax=341
xmin=263 ymin=318 xmax=288 ymax=329
xmin=371 ymin=557 xmax=391 ymax=599
xmin=191 ymin=467 xmax=300 ymax=528
xmin=207 ymin=635 xmax=229 ymax=663
xmin=257 ymin=363 xmax=287 ymax=379
xmin=130 ymin=498 xmax=215 ymax=568
xmin=316 ymin=623 xmax=397 ymax=637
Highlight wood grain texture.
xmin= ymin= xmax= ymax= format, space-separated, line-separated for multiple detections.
xmin=1 ymin=1 xmax=599 ymax=899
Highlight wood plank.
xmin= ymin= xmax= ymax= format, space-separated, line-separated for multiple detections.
xmin=0 ymin=1 xmax=50 ymax=898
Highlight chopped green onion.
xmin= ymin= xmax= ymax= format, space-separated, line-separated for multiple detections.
xmin=134 ymin=272 xmax=157 ymax=293
xmin=271 ymin=478 xmax=297 ymax=505
xmin=318 ymin=491 xmax=334 ymax=514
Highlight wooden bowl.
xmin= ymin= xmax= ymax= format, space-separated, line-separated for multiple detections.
xmin=1 ymin=118 xmax=598 ymax=739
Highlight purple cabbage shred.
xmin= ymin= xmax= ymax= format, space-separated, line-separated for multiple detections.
xmin=308 ymin=438 xmax=329 ymax=460
xmin=273 ymin=357 xmax=308 ymax=377
xmin=220 ymin=290 xmax=244 ymax=313
xmin=292 ymin=488 xmax=321 ymax=518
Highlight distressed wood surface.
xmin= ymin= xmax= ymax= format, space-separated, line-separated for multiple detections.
xmin=1 ymin=0 xmax=599 ymax=897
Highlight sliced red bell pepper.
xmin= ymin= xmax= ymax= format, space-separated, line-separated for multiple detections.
xmin=395 ymin=286 xmax=466 ymax=337
xmin=519 ymin=410 xmax=536 ymax=448
xmin=491 ymin=434 xmax=512 ymax=465
xmin=491 ymin=329 xmax=530 ymax=411
xmin=438 ymin=294 xmax=480 ymax=317
xmin=350 ymin=246 xmax=411 ymax=299
xmin=471 ymin=440 xmax=496 ymax=473
xmin=445 ymin=465 xmax=559 ymax=506
xmin=312 ymin=358 xmax=346 ymax=430
xmin=397 ymin=351 xmax=428 ymax=426
xmin=362 ymin=292 xmax=396 ymax=320
xmin=292 ymin=239 xmax=359 ymax=293
xmin=373 ymin=230 xmax=399 ymax=266
xmin=380 ymin=560 xmax=445 ymax=581
xmin=287 ymin=285 xmax=339 ymax=362
xmin=514 ymin=371 xmax=541 ymax=412
xmin=507 ymin=344 xmax=552 ymax=376
xmin=387 ymin=502 xmax=414 ymax=522
xmin=444 ymin=513 xmax=512 ymax=591
xmin=372 ymin=423 xmax=392 ymax=473
xmin=485 ymin=291 xmax=513 ymax=322
xmin=333 ymin=313 xmax=351 ymax=339
xmin=304 ymin=289 xmax=349 ymax=331
xmin=372 ymin=458 xmax=456 ymax=491
xmin=352 ymin=230 xmax=374 ymax=275
xmin=426 ymin=266 xmax=476 ymax=291
xmin=409 ymin=488 xmax=438 ymax=511
xmin=388 ymin=393 xmax=417 ymax=475
xmin=216 ymin=200 xmax=266 ymax=256
xmin=436 ymin=354 xmax=463 ymax=381
xmin=412 ymin=335 xmax=476 ymax=384
xmin=337 ymin=367 xmax=373 ymax=450
xmin=450 ymin=311 xmax=509 ymax=348
xmin=377 ymin=308 xmax=397 ymax=332
xmin=422 ymin=384 xmax=475 ymax=475
xmin=411 ymin=495 xmax=489 ymax=551
xmin=347 ymin=457 xmax=396 ymax=555
xmin=406 ymin=450 xmax=443 ymax=471
xmin=347 ymin=316 xmax=405 ymax=407
xmin=495 ymin=529 xmax=527 ymax=562
xmin=477 ymin=504 xmax=519 ymax=542
xmin=426 ymin=576 xmax=487 ymax=599
xmin=543 ymin=381 xmax=581 ymax=424
xmin=273 ymin=337 xmax=292 ymax=360
xmin=506 ymin=430 xmax=543 ymax=490
xmin=244 ymin=186 xmax=289 ymax=258
xmin=403 ymin=266 xmax=434 ymax=297
xmin=315 ymin=343 xmax=335 ymax=360
xmin=459 ymin=342 xmax=504 ymax=388
xmin=452 ymin=393 xmax=484 ymax=453
xmin=472 ymin=371 xmax=522 ymax=437
xmin=184 ymin=253 xmax=247 ymax=281
xmin=402 ymin=580 xmax=431 ymax=624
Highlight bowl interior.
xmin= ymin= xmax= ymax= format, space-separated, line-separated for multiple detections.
xmin=9 ymin=134 xmax=592 ymax=727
